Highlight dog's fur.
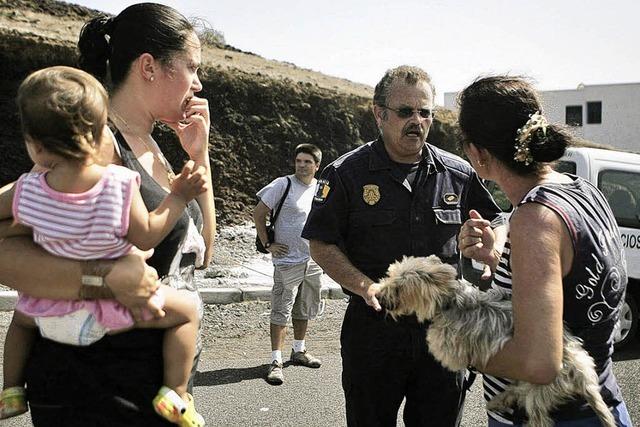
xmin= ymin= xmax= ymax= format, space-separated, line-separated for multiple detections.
xmin=377 ymin=255 xmax=615 ymax=427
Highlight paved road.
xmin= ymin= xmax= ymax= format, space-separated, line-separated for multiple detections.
xmin=1 ymin=310 xmax=638 ymax=426
xmin=193 ymin=345 xmax=640 ymax=427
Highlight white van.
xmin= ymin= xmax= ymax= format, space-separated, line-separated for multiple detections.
xmin=555 ymin=147 xmax=640 ymax=349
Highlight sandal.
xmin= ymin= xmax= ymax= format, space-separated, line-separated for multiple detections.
xmin=0 ymin=386 xmax=28 ymax=419
xmin=179 ymin=393 xmax=205 ymax=427
xmin=153 ymin=386 xmax=205 ymax=426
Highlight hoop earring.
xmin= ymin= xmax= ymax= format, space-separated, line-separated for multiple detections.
xmin=473 ymin=158 xmax=485 ymax=168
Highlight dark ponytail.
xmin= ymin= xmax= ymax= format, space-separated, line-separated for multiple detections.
xmin=78 ymin=15 xmax=115 ymax=83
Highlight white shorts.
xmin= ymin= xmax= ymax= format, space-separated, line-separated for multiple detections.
xmin=271 ymin=259 xmax=323 ymax=326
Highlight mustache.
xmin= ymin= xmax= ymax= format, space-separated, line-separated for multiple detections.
xmin=403 ymin=124 xmax=423 ymax=135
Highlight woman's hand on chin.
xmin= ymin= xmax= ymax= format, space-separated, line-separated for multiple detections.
xmin=162 ymin=96 xmax=210 ymax=161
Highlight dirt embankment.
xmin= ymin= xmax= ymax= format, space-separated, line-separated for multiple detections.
xmin=0 ymin=0 xmax=461 ymax=226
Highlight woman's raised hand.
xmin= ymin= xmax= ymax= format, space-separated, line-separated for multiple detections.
xmin=458 ymin=210 xmax=499 ymax=279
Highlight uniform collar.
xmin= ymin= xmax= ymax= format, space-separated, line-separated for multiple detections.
xmin=370 ymin=137 xmax=442 ymax=173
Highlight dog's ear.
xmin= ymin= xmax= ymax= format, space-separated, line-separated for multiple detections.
xmin=425 ymin=255 xmax=442 ymax=265
xmin=416 ymin=271 xmax=454 ymax=293
xmin=387 ymin=256 xmax=412 ymax=277
xmin=420 ymin=257 xmax=458 ymax=284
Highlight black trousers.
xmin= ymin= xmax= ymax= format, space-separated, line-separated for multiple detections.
xmin=341 ymin=299 xmax=465 ymax=427
xmin=26 ymin=329 xmax=174 ymax=427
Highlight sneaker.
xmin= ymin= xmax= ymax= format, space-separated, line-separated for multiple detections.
xmin=0 ymin=386 xmax=28 ymax=419
xmin=266 ymin=361 xmax=284 ymax=385
xmin=290 ymin=349 xmax=322 ymax=368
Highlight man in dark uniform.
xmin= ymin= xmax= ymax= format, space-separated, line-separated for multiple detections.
xmin=301 ymin=65 xmax=506 ymax=427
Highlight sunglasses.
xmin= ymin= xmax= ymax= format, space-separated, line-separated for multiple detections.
xmin=385 ymin=106 xmax=434 ymax=119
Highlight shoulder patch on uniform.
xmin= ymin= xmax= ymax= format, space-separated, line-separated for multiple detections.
xmin=314 ymin=179 xmax=331 ymax=203
xmin=443 ymin=193 xmax=459 ymax=205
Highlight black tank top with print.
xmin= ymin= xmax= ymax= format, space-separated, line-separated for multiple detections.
xmin=519 ymin=176 xmax=625 ymax=419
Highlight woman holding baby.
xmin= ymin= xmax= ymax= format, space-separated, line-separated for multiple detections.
xmin=0 ymin=3 xmax=214 ymax=426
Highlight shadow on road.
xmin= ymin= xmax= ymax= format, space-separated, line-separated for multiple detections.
xmin=195 ymin=364 xmax=269 ymax=386
xmin=613 ymin=340 xmax=640 ymax=362
xmin=196 ymin=361 xmax=301 ymax=386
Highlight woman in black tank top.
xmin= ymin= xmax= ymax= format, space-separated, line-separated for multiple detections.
xmin=455 ymin=76 xmax=632 ymax=426
xmin=2 ymin=4 xmax=216 ymax=426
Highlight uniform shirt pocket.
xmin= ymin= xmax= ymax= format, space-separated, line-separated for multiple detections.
xmin=430 ymin=207 xmax=462 ymax=264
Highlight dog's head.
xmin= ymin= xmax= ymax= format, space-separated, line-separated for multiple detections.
xmin=377 ymin=255 xmax=459 ymax=322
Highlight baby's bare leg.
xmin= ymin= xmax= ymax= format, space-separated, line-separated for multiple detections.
xmin=135 ymin=286 xmax=199 ymax=398
xmin=3 ymin=311 xmax=37 ymax=389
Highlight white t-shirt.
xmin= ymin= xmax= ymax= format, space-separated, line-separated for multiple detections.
xmin=257 ymin=174 xmax=316 ymax=266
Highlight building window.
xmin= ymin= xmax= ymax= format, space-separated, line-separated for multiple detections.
xmin=587 ymin=101 xmax=602 ymax=124
xmin=565 ymin=105 xmax=583 ymax=127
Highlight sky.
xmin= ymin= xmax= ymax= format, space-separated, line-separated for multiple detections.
xmin=69 ymin=0 xmax=639 ymax=105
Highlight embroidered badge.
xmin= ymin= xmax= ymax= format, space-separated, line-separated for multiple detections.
xmin=443 ymin=193 xmax=459 ymax=205
xmin=363 ymin=184 xmax=380 ymax=205
xmin=314 ymin=179 xmax=331 ymax=203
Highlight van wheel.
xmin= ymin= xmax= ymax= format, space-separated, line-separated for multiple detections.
xmin=614 ymin=293 xmax=638 ymax=350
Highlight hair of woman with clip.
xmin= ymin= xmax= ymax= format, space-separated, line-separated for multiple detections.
xmin=456 ymin=75 xmax=632 ymax=426
xmin=458 ymin=75 xmax=571 ymax=175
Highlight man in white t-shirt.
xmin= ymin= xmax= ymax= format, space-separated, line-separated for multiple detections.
xmin=253 ymin=143 xmax=324 ymax=385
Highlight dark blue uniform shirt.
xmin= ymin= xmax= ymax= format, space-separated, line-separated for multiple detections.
xmin=302 ymin=138 xmax=504 ymax=295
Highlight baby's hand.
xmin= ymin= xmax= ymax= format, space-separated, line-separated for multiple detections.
xmin=170 ymin=160 xmax=208 ymax=203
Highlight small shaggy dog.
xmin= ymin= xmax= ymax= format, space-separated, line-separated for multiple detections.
xmin=376 ymin=255 xmax=615 ymax=427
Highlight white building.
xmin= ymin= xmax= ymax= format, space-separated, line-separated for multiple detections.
xmin=444 ymin=83 xmax=640 ymax=152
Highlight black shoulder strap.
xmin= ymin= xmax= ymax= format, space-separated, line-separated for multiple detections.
xmin=270 ymin=177 xmax=292 ymax=223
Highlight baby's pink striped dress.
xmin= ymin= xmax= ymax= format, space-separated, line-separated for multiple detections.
xmin=12 ymin=164 xmax=156 ymax=332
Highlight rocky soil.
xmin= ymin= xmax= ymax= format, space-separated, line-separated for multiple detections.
xmin=197 ymin=223 xmax=273 ymax=287
xmin=200 ymin=297 xmax=347 ymax=360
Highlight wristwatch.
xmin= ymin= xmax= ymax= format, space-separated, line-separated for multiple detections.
xmin=81 ymin=275 xmax=105 ymax=287
xmin=264 ymin=241 xmax=272 ymax=249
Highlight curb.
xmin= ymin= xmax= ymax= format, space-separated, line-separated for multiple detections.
xmin=0 ymin=284 xmax=347 ymax=312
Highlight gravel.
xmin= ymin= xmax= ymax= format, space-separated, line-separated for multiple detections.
xmin=197 ymin=223 xmax=274 ymax=289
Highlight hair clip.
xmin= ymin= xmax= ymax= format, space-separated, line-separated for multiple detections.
xmin=514 ymin=111 xmax=547 ymax=165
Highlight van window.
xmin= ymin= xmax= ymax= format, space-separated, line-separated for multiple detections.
xmin=554 ymin=160 xmax=577 ymax=174
xmin=598 ymin=170 xmax=640 ymax=228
